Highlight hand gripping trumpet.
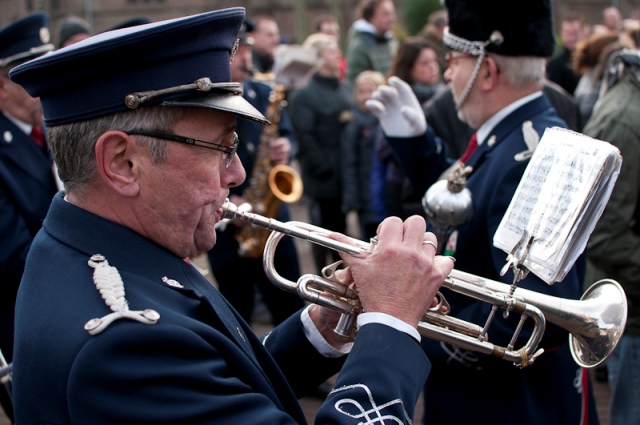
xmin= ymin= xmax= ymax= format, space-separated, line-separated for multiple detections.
xmin=220 ymin=199 xmax=627 ymax=368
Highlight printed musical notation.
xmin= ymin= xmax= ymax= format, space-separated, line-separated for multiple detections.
xmin=494 ymin=127 xmax=622 ymax=284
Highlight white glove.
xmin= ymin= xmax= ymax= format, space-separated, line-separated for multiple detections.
xmin=365 ymin=76 xmax=427 ymax=138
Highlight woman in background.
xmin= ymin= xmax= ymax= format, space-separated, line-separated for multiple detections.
xmin=387 ymin=36 xmax=445 ymax=104
xmin=378 ymin=37 xmax=446 ymax=220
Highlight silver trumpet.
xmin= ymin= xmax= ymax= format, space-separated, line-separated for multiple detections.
xmin=220 ymin=200 xmax=627 ymax=369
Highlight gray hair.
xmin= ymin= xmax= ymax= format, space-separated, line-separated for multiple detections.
xmin=302 ymin=33 xmax=337 ymax=57
xmin=491 ymin=55 xmax=546 ymax=88
xmin=48 ymin=105 xmax=199 ymax=195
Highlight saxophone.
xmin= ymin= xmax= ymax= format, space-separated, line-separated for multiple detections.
xmin=235 ymin=84 xmax=304 ymax=258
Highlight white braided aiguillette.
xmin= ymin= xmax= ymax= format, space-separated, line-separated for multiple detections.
xmin=514 ymin=121 xmax=540 ymax=162
xmin=84 ymin=254 xmax=160 ymax=335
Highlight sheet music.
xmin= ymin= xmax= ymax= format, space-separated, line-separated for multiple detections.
xmin=493 ymin=127 xmax=622 ymax=284
xmin=273 ymin=45 xmax=317 ymax=89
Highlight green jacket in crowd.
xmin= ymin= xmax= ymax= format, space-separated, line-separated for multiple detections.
xmin=583 ymin=69 xmax=640 ymax=336
xmin=345 ymin=21 xmax=398 ymax=85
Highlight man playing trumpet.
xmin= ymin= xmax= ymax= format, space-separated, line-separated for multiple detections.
xmin=9 ymin=8 xmax=454 ymax=424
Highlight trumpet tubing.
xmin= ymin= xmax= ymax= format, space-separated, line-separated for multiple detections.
xmin=219 ymin=200 xmax=627 ymax=368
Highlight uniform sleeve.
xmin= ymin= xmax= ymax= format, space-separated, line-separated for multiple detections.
xmin=316 ymin=324 xmax=430 ymax=424
xmin=386 ymin=129 xmax=452 ymax=196
xmin=262 ymin=311 xmax=346 ymax=398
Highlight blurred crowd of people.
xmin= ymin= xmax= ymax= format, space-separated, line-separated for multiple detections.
xmin=547 ymin=6 xmax=640 ymax=126
xmin=1 ymin=1 xmax=639 ymax=424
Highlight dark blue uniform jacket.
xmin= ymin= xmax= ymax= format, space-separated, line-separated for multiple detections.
xmin=0 ymin=114 xmax=56 ymax=359
xmin=14 ymin=193 xmax=430 ymax=424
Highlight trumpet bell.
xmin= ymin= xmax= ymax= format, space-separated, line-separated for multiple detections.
xmin=569 ymin=279 xmax=627 ymax=368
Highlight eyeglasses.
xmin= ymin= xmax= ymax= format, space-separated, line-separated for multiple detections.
xmin=126 ymin=129 xmax=239 ymax=167
xmin=445 ymin=52 xmax=475 ymax=68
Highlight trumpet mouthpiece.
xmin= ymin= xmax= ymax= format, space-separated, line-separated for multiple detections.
xmin=220 ymin=198 xmax=238 ymax=220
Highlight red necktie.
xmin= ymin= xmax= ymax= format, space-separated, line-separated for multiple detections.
xmin=30 ymin=125 xmax=45 ymax=148
xmin=459 ymin=133 xmax=478 ymax=164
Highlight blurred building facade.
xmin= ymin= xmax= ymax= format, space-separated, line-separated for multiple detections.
xmin=1 ymin=0 xmax=367 ymax=48
xmin=3 ymin=0 xmax=639 ymax=47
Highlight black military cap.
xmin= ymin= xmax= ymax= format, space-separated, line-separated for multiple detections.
xmin=443 ymin=0 xmax=555 ymax=58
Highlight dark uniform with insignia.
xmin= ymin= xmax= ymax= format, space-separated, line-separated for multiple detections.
xmin=10 ymin=8 xmax=434 ymax=424
xmin=381 ymin=1 xmax=600 ymax=424
xmin=0 ymin=11 xmax=57 ymax=422
xmin=0 ymin=12 xmax=56 ymax=361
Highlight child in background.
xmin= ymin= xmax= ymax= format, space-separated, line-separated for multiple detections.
xmin=340 ymin=70 xmax=388 ymax=239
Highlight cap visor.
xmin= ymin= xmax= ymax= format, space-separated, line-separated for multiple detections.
xmin=162 ymin=92 xmax=269 ymax=125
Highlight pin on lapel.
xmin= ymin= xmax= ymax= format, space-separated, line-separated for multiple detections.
xmin=162 ymin=276 xmax=183 ymax=288
xmin=84 ymin=254 xmax=160 ymax=335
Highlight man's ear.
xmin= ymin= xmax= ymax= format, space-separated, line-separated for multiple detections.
xmin=94 ymin=131 xmax=141 ymax=197
xmin=479 ymin=56 xmax=500 ymax=90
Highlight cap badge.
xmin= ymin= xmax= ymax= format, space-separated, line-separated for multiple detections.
xmin=84 ymin=254 xmax=160 ymax=335
xmin=39 ymin=27 xmax=50 ymax=44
